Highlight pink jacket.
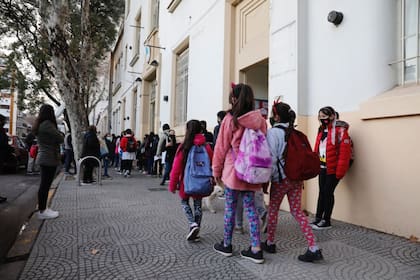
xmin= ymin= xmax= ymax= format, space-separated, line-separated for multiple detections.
xmin=169 ymin=134 xmax=214 ymax=200
xmin=212 ymin=110 xmax=267 ymax=191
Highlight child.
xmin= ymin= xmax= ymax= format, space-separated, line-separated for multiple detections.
xmin=310 ymin=106 xmax=352 ymax=230
xmin=169 ymin=120 xmax=213 ymax=241
xmin=212 ymin=83 xmax=266 ymax=264
xmin=261 ymin=101 xmax=323 ymax=262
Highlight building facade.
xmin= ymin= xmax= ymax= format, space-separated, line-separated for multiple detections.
xmin=105 ymin=0 xmax=420 ymax=239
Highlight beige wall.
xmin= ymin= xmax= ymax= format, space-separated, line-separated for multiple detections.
xmin=300 ymin=104 xmax=420 ymax=239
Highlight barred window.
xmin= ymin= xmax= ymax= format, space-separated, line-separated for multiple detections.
xmin=174 ymin=48 xmax=189 ymax=126
xmin=401 ymin=0 xmax=419 ymax=84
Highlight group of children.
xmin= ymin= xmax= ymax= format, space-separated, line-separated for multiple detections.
xmin=168 ymin=83 xmax=352 ymax=264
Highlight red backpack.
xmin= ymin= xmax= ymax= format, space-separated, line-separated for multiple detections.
xmin=278 ymin=127 xmax=320 ymax=181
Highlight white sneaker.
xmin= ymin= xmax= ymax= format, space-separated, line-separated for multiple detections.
xmin=37 ymin=208 xmax=59 ymax=220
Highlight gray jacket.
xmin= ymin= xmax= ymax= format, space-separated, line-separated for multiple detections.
xmin=36 ymin=120 xmax=64 ymax=166
xmin=266 ymin=123 xmax=288 ymax=183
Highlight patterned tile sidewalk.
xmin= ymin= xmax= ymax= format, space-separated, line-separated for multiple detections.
xmin=19 ymin=170 xmax=420 ymax=280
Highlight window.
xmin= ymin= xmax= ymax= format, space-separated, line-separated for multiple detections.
xmin=174 ymin=48 xmax=189 ymax=126
xmin=151 ymin=0 xmax=160 ymax=30
xmin=167 ymin=0 xmax=182 ymax=13
xmin=130 ymin=12 xmax=141 ymax=66
xmin=401 ymin=0 xmax=419 ymax=84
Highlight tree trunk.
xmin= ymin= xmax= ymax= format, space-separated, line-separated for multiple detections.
xmin=40 ymin=0 xmax=89 ymax=160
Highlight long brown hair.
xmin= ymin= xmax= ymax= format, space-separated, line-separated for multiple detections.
xmin=179 ymin=119 xmax=203 ymax=166
xmin=32 ymin=104 xmax=57 ymax=135
xmin=230 ymin=83 xmax=255 ymax=127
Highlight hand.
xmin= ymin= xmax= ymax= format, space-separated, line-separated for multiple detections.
xmin=215 ymin=177 xmax=223 ymax=186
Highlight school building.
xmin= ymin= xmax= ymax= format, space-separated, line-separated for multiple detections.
xmin=99 ymin=0 xmax=420 ymax=240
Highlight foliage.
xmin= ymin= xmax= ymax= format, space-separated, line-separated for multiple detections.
xmin=0 ymin=0 xmax=124 ymax=116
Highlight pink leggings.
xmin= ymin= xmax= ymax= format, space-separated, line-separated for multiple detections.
xmin=267 ymin=179 xmax=316 ymax=248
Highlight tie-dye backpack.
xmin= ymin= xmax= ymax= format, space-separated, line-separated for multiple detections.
xmin=234 ymin=128 xmax=272 ymax=184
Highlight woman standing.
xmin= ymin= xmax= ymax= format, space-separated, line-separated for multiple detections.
xmin=212 ymin=83 xmax=266 ymax=264
xmin=311 ymin=106 xmax=352 ymax=230
xmin=33 ymin=104 xmax=64 ymax=219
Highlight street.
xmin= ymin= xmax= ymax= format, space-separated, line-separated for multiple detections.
xmin=4 ymin=169 xmax=418 ymax=280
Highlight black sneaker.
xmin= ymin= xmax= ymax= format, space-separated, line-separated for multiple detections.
xmin=186 ymin=226 xmax=200 ymax=241
xmin=298 ymin=249 xmax=323 ymax=262
xmin=310 ymin=219 xmax=322 ymax=229
xmin=240 ymin=247 xmax=264 ymax=264
xmin=0 ymin=196 xmax=7 ymax=203
xmin=213 ymin=241 xmax=233 ymax=257
xmin=313 ymin=220 xmax=331 ymax=230
xmin=261 ymin=241 xmax=276 ymax=254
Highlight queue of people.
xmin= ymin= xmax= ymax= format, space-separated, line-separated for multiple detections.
xmin=13 ymin=81 xmax=351 ymax=267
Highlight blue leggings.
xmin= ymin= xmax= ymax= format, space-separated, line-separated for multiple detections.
xmin=224 ymin=187 xmax=260 ymax=247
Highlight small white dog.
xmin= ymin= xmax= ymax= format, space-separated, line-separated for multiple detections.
xmin=203 ymin=185 xmax=224 ymax=213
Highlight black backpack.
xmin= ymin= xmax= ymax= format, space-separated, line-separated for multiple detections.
xmin=126 ymin=137 xmax=136 ymax=152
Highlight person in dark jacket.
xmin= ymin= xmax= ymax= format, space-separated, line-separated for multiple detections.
xmin=160 ymin=129 xmax=177 ymax=185
xmin=32 ymin=105 xmax=64 ymax=219
xmin=81 ymin=125 xmax=100 ymax=185
xmin=0 ymin=114 xmax=13 ymax=202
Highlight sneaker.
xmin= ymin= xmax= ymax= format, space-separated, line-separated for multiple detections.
xmin=261 ymin=241 xmax=276 ymax=254
xmin=298 ymin=249 xmax=323 ymax=262
xmin=37 ymin=208 xmax=59 ymax=220
xmin=234 ymin=226 xmax=244 ymax=234
xmin=81 ymin=181 xmax=93 ymax=186
xmin=0 ymin=196 xmax=7 ymax=203
xmin=186 ymin=226 xmax=200 ymax=241
xmin=313 ymin=220 xmax=331 ymax=230
xmin=213 ymin=241 xmax=233 ymax=257
xmin=240 ymin=247 xmax=264 ymax=264
xmin=310 ymin=219 xmax=322 ymax=229
xmin=191 ymin=235 xmax=201 ymax=242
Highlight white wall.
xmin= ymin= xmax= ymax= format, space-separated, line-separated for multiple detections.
xmin=302 ymin=0 xmax=398 ymax=115
xmin=270 ymin=0 xmax=398 ymax=116
xmin=159 ymin=0 xmax=226 ymax=131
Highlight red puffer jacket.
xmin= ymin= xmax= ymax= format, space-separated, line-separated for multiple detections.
xmin=314 ymin=120 xmax=352 ymax=179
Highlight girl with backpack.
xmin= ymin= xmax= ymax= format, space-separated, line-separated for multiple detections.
xmin=212 ymin=83 xmax=266 ymax=264
xmin=310 ymin=106 xmax=352 ymax=230
xmin=261 ymin=101 xmax=323 ymax=262
xmin=120 ymin=129 xmax=137 ymax=177
xmin=169 ymin=120 xmax=214 ymax=242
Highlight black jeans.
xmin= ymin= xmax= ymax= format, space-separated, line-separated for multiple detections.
xmin=39 ymin=165 xmax=57 ymax=211
xmin=316 ymin=168 xmax=340 ymax=223
xmin=83 ymin=158 xmax=98 ymax=182
xmin=121 ymin=159 xmax=133 ymax=174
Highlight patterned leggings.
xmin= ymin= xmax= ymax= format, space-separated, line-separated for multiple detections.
xmin=224 ymin=187 xmax=260 ymax=248
xmin=267 ymin=179 xmax=316 ymax=248
xmin=181 ymin=198 xmax=202 ymax=228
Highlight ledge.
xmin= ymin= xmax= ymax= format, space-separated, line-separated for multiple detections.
xmin=360 ymin=84 xmax=420 ymax=120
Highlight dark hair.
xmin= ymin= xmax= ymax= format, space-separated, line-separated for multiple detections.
xmin=162 ymin=123 xmax=170 ymax=131
xmin=88 ymin=125 xmax=97 ymax=133
xmin=125 ymin=128 xmax=132 ymax=135
xmin=200 ymin=120 xmax=207 ymax=130
xmin=32 ymin=104 xmax=57 ymax=135
xmin=179 ymin=119 xmax=203 ymax=166
xmin=217 ymin=110 xmax=226 ymax=120
xmin=272 ymin=102 xmax=296 ymax=141
xmin=319 ymin=106 xmax=336 ymax=118
xmin=230 ymin=83 xmax=255 ymax=127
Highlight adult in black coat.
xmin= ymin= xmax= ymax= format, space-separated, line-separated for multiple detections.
xmin=81 ymin=125 xmax=100 ymax=184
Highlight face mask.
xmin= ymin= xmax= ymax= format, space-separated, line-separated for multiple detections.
xmin=269 ymin=117 xmax=275 ymax=127
xmin=320 ymin=118 xmax=330 ymax=126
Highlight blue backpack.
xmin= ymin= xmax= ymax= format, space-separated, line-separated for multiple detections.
xmin=184 ymin=145 xmax=213 ymax=196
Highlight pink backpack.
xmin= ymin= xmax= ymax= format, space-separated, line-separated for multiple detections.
xmin=234 ymin=128 xmax=272 ymax=184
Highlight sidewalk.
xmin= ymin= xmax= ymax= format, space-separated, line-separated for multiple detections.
xmin=19 ymin=169 xmax=420 ymax=279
